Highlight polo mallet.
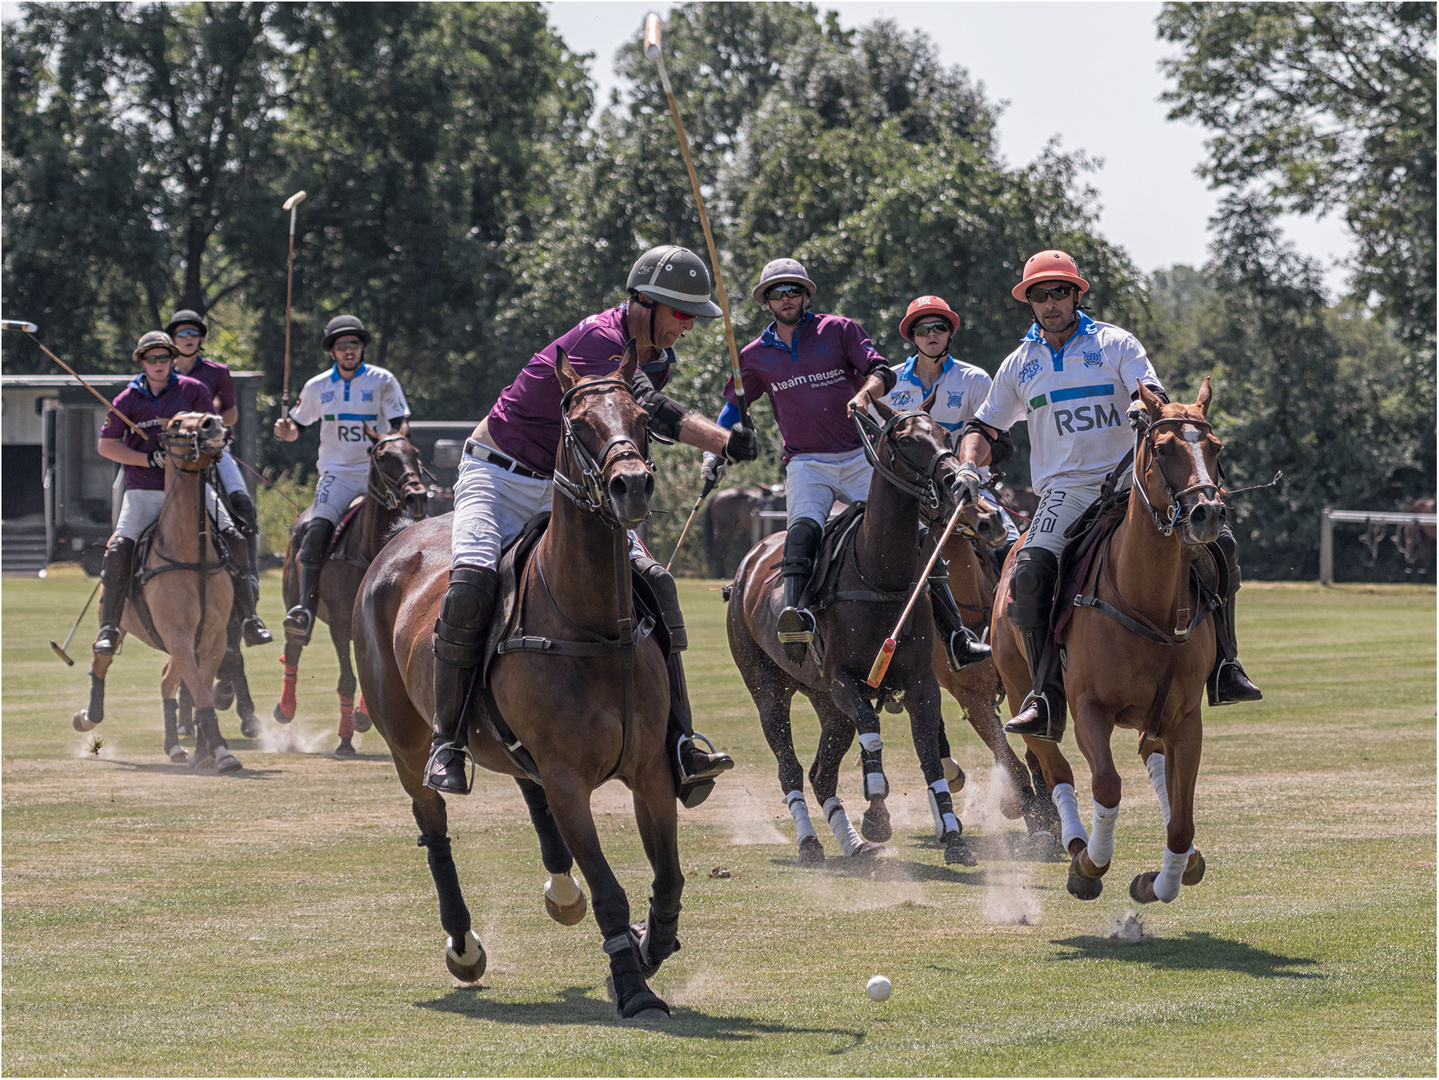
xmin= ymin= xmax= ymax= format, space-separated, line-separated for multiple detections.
xmin=866 ymin=494 xmax=972 ymax=688
xmin=51 ymin=578 xmax=103 ymax=666
xmin=665 ymin=473 xmax=716 ymax=572
xmin=281 ymin=189 xmax=307 ymax=413
xmin=1 ymin=321 xmax=146 ymax=438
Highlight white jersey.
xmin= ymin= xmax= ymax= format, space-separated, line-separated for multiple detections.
xmin=289 ymin=362 xmax=410 ymax=472
xmin=878 ymin=353 xmax=999 ymax=482
xmin=974 ymin=313 xmax=1159 ymax=495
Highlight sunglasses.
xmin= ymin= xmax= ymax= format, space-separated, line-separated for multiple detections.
xmin=668 ymin=307 xmax=696 ymax=322
xmin=1026 ymin=283 xmax=1076 ymax=303
xmin=912 ymin=320 xmax=951 ymax=336
xmin=332 ymin=338 xmax=364 ymax=351
xmin=765 ymin=285 xmax=805 ymax=301
xmin=141 ymin=352 xmax=173 ymax=364
xmin=173 ymin=328 xmax=203 ymax=339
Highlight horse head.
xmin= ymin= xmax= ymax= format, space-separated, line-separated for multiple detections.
xmin=966 ymin=495 xmax=1009 ymax=549
xmin=364 ymin=426 xmax=429 ymax=520
xmin=162 ymin=411 xmax=227 ymax=471
xmin=1133 ymin=377 xmax=1225 ymax=545
xmin=554 ymin=341 xmax=654 ymax=530
xmin=866 ymin=392 xmax=964 ymax=516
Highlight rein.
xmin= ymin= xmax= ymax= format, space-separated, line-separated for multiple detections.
xmin=1128 ymin=414 xmax=1221 ymax=538
xmin=366 ymin=431 xmax=425 ymax=510
xmin=851 ymin=409 xmax=954 ymax=512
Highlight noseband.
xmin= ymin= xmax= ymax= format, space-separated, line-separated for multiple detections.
xmin=553 ymin=377 xmax=653 ymax=528
xmin=162 ymin=424 xmax=225 ymax=472
xmin=1131 ymin=414 xmax=1223 ymax=538
xmin=367 ymin=431 xmax=426 ymax=510
xmin=852 ymin=409 xmax=955 ymax=511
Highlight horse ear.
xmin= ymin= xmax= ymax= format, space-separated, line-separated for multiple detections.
xmin=921 ymin=386 xmax=938 ymax=414
xmin=617 ymin=339 xmax=639 ymax=384
xmin=870 ymin=395 xmax=897 ymax=423
xmin=555 ymin=347 xmax=578 ymax=393
xmin=363 ymin=424 xmax=380 ymax=444
xmin=1136 ymin=380 xmax=1164 ymax=421
xmin=1195 ymin=375 xmax=1212 ymax=418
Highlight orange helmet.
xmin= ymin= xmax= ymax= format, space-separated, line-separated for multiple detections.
xmin=1011 ymin=249 xmax=1090 ymax=302
xmin=899 ymin=294 xmax=961 ymax=341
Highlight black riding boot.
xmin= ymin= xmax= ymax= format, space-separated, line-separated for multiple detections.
xmin=1208 ymin=528 xmax=1262 ymax=706
xmin=93 ymin=538 xmax=136 ymax=655
xmin=222 ymin=526 xmax=272 ymax=646
xmin=1002 ymin=547 xmax=1067 ymax=741
xmin=283 ymin=518 xmax=334 ymax=645
xmin=425 ymin=566 xmax=499 ymax=796
xmin=227 ymin=490 xmax=270 ymax=646
xmin=927 ymin=558 xmax=991 ymax=671
xmin=634 ymin=552 xmax=733 ymax=807
xmin=777 ymin=517 xmax=823 ymax=665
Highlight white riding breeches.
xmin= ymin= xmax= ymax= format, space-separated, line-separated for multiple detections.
xmin=784 ymin=449 xmax=872 ymax=528
xmin=215 ymin=449 xmax=246 ymax=498
xmin=1022 ymin=479 xmax=1130 ymax=557
xmin=309 ymin=467 xmax=369 ymax=526
xmin=114 ymin=486 xmax=232 ymax=541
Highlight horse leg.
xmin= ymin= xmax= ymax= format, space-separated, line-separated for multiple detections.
xmin=160 ymin=660 xmax=188 ymax=763
xmin=1021 ymin=735 xmax=1085 ymax=858
xmin=353 ymin=690 xmax=372 ymax=733
xmin=177 ymin=681 xmax=194 ymax=737
xmin=906 ymin=676 xmax=976 ymax=866
xmin=516 ymin=777 xmax=586 ymax=926
xmin=807 ymin=694 xmax=880 ymax=858
xmin=955 ymin=679 xmax=1033 ymax=820
xmin=1020 ymin=745 xmax=1063 ymax=839
xmin=73 ymin=651 xmax=114 ymax=732
xmin=828 ymin=677 xmax=892 ymax=850
xmin=629 ymin=766 xmax=684 ymax=979
xmin=169 ymin=644 xmax=241 ymax=775
xmin=213 ymin=617 xmax=240 ymax=709
xmin=274 ymin=638 xmax=302 ymax=724
xmin=215 ymin=629 xmax=260 ymax=738
xmin=1131 ymin=712 xmax=1205 ymax=904
xmin=1065 ymin=697 xmax=1118 ymax=901
xmin=1136 ymin=732 xmax=1206 ymax=887
xmin=331 ymin=620 xmax=356 ymax=755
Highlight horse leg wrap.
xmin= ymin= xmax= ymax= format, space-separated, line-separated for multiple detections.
xmin=1145 ymin=752 xmax=1172 ymax=829
xmin=87 ymin=672 xmax=106 ymax=726
xmin=603 ymin=933 xmax=669 ymax=1018
xmin=195 ymin=706 xmax=226 ymax=750
xmin=518 ymin=779 xmax=574 ymax=875
xmin=163 ymin=698 xmax=180 ymax=749
xmin=278 ymin=660 xmax=298 ymax=719
xmin=928 ymin=779 xmax=959 ymax=839
xmin=858 ymin=732 xmax=887 ymax=799
xmin=1087 ymin=800 xmax=1119 ymax=869
xmin=785 ymin=790 xmax=818 ymax=843
xmin=639 ymin=898 xmax=681 ymax=973
xmin=1051 ymin=783 xmax=1089 ymax=851
xmin=419 ymin=833 xmax=473 ymax=942
xmin=1153 ymin=845 xmax=1192 ymax=903
xmin=338 ymin=694 xmax=355 ymax=739
xmin=823 ymin=797 xmax=864 ymax=856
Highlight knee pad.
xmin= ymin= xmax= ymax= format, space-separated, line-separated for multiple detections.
xmin=1215 ymin=525 xmax=1239 ymax=575
xmin=434 ymin=566 xmax=498 ymax=666
xmin=782 ymin=517 xmax=823 ymax=576
xmin=299 ymin=519 xmax=335 ymax=567
xmin=229 ymin=491 xmax=258 ymax=537
xmin=1008 ymin=547 xmax=1058 ymax=630
xmin=632 ymin=553 xmax=686 ymax=647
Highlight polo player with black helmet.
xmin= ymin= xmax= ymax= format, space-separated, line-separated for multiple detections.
xmin=956 ymin=250 xmax=1262 ymax=744
xmin=164 ymin=308 xmax=271 ymax=647
xmin=426 ymin=244 xmax=759 ymax=807
xmin=93 ymin=331 xmax=263 ymax=654
xmin=273 ymin=315 xmax=411 ymax=643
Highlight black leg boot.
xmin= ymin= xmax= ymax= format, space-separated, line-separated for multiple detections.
xmin=928 ymin=559 xmax=992 ymax=671
xmin=1208 ymin=529 xmax=1262 ymax=705
xmin=776 ymin=517 xmax=822 ymax=665
xmin=425 ymin=566 xmax=498 ymax=796
xmin=223 ymin=526 xmax=272 ymax=646
xmin=1001 ymin=547 xmax=1067 ymax=741
xmin=93 ymin=538 xmax=136 ymax=655
xmin=283 ymin=519 xmax=333 ymax=646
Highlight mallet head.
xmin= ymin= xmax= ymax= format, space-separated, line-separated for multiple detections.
xmin=50 ymin=641 xmax=75 ymax=666
xmin=283 ymin=190 xmax=307 ymax=211
xmin=644 ymin=13 xmax=662 ymax=59
xmin=1 ymin=320 xmax=39 ymax=333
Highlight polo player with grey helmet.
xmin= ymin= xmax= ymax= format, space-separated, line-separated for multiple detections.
xmin=273 ymin=315 xmax=411 ymax=643
xmin=426 ymin=244 xmax=759 ymax=806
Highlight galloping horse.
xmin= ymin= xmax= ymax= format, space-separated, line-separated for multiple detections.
xmin=73 ymin=412 xmax=240 ymax=771
xmin=273 ymin=430 xmax=427 ymax=742
xmin=728 ymin=399 xmax=976 ymax=865
xmin=352 ymin=349 xmax=679 ymax=1019
xmin=993 ymin=379 xmax=1224 ymax=904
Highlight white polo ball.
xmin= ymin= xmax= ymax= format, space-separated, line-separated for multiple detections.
xmin=865 ymin=974 xmax=892 ymax=1002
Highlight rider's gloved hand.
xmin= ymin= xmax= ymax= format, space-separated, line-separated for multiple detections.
xmin=955 ymin=462 xmax=982 ymax=505
xmin=701 ymin=452 xmax=726 ymax=487
xmin=724 ymin=424 xmax=759 ymax=463
xmin=148 ymin=449 xmax=168 ymax=470
xmin=1126 ymin=399 xmax=1151 ymax=431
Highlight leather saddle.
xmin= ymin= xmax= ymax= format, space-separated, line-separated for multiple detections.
xmin=290 ymin=496 xmax=366 ymax=565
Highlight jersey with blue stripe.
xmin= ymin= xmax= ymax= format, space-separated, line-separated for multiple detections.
xmin=880 ymin=354 xmax=991 ymax=438
xmin=974 ymin=313 xmax=1159 ymax=493
xmin=289 ymin=362 xmax=410 ymax=472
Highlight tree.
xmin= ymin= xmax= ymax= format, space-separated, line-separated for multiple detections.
xmin=1158 ymin=2 xmax=1437 ymax=349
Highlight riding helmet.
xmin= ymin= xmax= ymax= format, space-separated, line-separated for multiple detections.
xmin=899 ymin=295 xmax=962 ymax=341
xmin=164 ymin=308 xmax=207 ymax=337
xmin=322 ymin=314 xmax=373 ymax=351
xmin=626 ymin=246 xmax=722 ymax=318
xmin=132 ymin=330 xmax=178 ymax=363
xmin=751 ymin=258 xmax=817 ymax=304
xmin=1011 ymin=250 xmax=1090 ymax=303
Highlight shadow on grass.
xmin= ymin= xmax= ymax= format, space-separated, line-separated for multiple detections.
xmin=102 ymin=758 xmax=287 ymax=780
xmin=1049 ymin=930 xmax=1324 ymax=978
xmin=918 ymin=832 xmax=1071 ymax=864
xmin=766 ymin=854 xmax=990 ymax=887
xmin=417 ymin=986 xmax=866 ymax=1045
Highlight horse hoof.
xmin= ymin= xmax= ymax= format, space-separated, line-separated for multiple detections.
xmin=851 ymin=841 xmax=885 ymax=859
xmin=943 ymin=831 xmax=977 ymax=866
xmin=213 ymin=680 xmax=235 ymax=711
xmin=213 ymin=748 xmax=242 ymax=774
xmin=165 ymin=744 xmax=189 ymax=764
xmin=617 ymin=988 xmax=670 ymax=1020
xmin=882 ymin=697 xmax=904 ymax=715
xmin=272 ymin=703 xmax=294 ymax=725
xmin=543 ymin=874 xmax=587 ymax=926
xmin=942 ymin=757 xmax=964 ymax=787
xmin=240 ymin=714 xmax=262 ymax=739
xmin=445 ymin=929 xmax=486 ymax=983
xmin=630 ymin=1008 xmax=670 ymax=1022
xmin=1066 ymin=851 xmax=1105 ymax=901
xmin=1129 ymin=871 xmax=1160 ymax=905
xmin=72 ymin=710 xmax=96 ymax=732
xmin=353 ymin=709 xmax=372 ymax=733
xmin=797 ymin=835 xmax=825 ymax=865
xmin=861 ymin=804 xmax=892 ymax=844
xmin=1182 ymin=849 xmax=1206 ymax=886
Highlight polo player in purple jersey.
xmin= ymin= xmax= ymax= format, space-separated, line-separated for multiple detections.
xmin=426 ymin=245 xmax=760 ymax=806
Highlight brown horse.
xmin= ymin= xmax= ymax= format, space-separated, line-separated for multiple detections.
xmin=703 ymin=483 xmax=784 ymax=577
xmin=352 ymin=349 xmax=680 ymax=1019
xmin=992 ymin=379 xmax=1223 ymax=905
xmin=728 ymin=399 xmax=975 ymax=865
xmin=272 ymin=430 xmax=427 ymax=743
xmin=73 ymin=412 xmax=240 ymax=771
xmin=1399 ymin=497 xmax=1436 ymax=571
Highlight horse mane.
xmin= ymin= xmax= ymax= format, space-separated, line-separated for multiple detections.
xmin=386 ymin=516 xmax=419 ymax=542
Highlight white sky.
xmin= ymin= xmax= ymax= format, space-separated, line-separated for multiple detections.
xmin=546 ymin=0 xmax=1359 ymax=298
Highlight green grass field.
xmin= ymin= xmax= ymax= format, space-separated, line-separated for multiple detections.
xmin=3 ymin=566 xmax=1434 ymax=1076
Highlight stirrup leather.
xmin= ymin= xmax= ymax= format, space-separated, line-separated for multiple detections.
xmin=423 ymin=741 xmax=476 ymax=795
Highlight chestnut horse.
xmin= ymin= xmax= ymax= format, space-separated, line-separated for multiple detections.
xmin=993 ymin=379 xmax=1224 ymax=905
xmin=73 ymin=413 xmax=240 ymax=771
xmin=728 ymin=400 xmax=975 ymax=865
xmin=352 ymin=350 xmax=679 ymax=1020
xmin=273 ymin=430 xmax=427 ymax=740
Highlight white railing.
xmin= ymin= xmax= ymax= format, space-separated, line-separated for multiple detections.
xmin=1319 ymin=508 xmax=1437 ymax=585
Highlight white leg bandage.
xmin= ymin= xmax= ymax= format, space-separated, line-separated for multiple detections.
xmin=785 ymin=789 xmax=817 ymax=843
xmin=1145 ymin=752 xmax=1172 ymax=829
xmin=1052 ymin=783 xmax=1089 ymax=851
xmin=927 ymin=779 xmax=959 ymax=839
xmin=1153 ymin=845 xmax=1191 ymax=903
xmin=1087 ymin=799 xmax=1119 ymax=868
xmin=823 ymin=796 xmax=864 ymax=856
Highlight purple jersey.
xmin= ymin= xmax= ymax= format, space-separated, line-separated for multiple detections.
xmin=99 ymin=372 xmax=215 ymax=491
xmin=486 ymin=305 xmax=676 ymax=474
xmin=177 ymin=354 xmax=236 ymax=414
xmin=726 ymin=312 xmax=884 ymax=462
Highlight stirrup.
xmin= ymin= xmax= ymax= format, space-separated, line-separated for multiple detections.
xmin=1208 ymin=659 xmax=1263 ymax=707
xmin=776 ymin=606 xmax=815 ymax=664
xmin=1004 ymin=689 xmax=1065 ymax=742
xmin=93 ymin=625 xmax=122 ymax=656
xmin=676 ymin=733 xmax=731 ymax=809
xmin=424 ymin=742 xmax=475 ymax=795
xmin=282 ymin=605 xmax=314 ymax=646
xmin=241 ymin=616 xmax=273 ymax=647
xmin=944 ymin=629 xmax=992 ymax=672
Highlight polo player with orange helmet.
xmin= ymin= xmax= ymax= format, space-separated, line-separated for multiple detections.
xmin=956 ymin=251 xmax=1262 ymax=744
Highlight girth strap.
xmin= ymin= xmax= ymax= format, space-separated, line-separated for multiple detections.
xmin=1072 ymin=535 xmax=1221 ymax=646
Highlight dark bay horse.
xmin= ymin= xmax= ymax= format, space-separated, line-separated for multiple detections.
xmin=352 ymin=349 xmax=680 ymax=1020
xmin=273 ymin=430 xmax=427 ymax=743
xmin=73 ymin=412 xmax=240 ymax=771
xmin=728 ymin=399 xmax=975 ymax=865
xmin=703 ymin=483 xmax=784 ymax=577
xmin=992 ymin=379 xmax=1223 ymax=905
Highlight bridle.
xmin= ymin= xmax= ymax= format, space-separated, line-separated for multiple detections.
xmin=366 ymin=430 xmax=427 ymax=511
xmin=552 ymin=377 xmax=653 ymax=528
xmin=852 ymin=409 xmax=956 ymax=512
xmin=1130 ymin=413 xmax=1224 ymax=539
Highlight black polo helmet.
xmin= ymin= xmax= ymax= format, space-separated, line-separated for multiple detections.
xmin=626 ymin=245 xmax=722 ymax=318
xmin=164 ymin=308 xmax=207 ymax=336
xmin=322 ymin=314 xmax=372 ymax=351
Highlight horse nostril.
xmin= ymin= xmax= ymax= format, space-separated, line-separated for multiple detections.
xmin=609 ymin=476 xmax=628 ymax=502
xmin=644 ymin=474 xmax=654 ymax=500
xmin=1191 ymin=505 xmax=1209 ymax=526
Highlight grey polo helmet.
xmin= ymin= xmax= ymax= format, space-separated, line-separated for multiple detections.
xmin=752 ymin=258 xmax=817 ymax=304
xmin=626 ymin=246 xmax=722 ymax=318
xmin=164 ymin=308 xmax=207 ymax=336
xmin=132 ymin=330 xmax=178 ymax=363
xmin=322 ymin=314 xmax=373 ymax=351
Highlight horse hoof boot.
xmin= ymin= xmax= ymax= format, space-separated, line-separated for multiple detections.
xmin=213 ymin=678 xmax=235 ymax=711
xmin=353 ymin=709 xmax=372 ymax=733
xmin=213 ymin=747 xmax=242 ymax=774
xmin=72 ymin=710 xmax=96 ymax=733
xmin=543 ymin=873 xmax=587 ymax=926
xmin=943 ymin=831 xmax=977 ymax=866
xmin=797 ymin=835 xmax=825 ymax=865
xmin=851 ymin=840 xmax=885 ymax=859
xmin=1066 ymin=850 xmax=1105 ymax=900
xmin=239 ymin=713 xmax=262 ymax=739
xmin=165 ymin=743 xmax=189 ymax=764
xmin=1182 ymin=849 xmax=1206 ymax=886
xmin=942 ymin=757 xmax=964 ymax=786
xmin=272 ymin=702 xmax=294 ymax=725
xmin=445 ymin=929 xmax=486 ymax=983
xmin=617 ymin=987 xmax=670 ymax=1021
xmin=1130 ymin=871 xmax=1160 ymax=905
xmin=861 ymin=801 xmax=892 ymax=843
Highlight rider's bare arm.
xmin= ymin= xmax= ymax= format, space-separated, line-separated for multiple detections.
xmin=674 ymin=412 xmax=731 ymax=456
xmin=97 ymin=437 xmax=150 ymax=468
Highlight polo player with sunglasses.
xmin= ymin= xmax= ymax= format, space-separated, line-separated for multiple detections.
xmin=426 ymin=245 xmax=759 ymax=805
xmin=274 ymin=315 xmax=411 ymax=644
xmin=93 ymin=331 xmax=261 ymax=655
xmin=956 ymin=250 xmax=1262 ymax=743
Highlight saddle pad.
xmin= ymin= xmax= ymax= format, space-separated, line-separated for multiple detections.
xmin=798 ymin=501 xmax=868 ymax=612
